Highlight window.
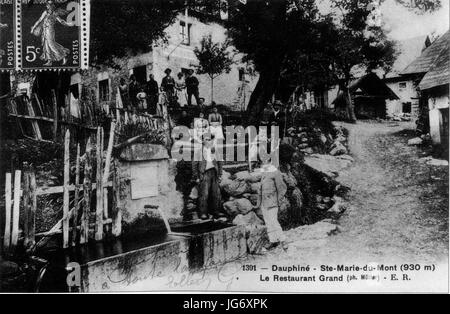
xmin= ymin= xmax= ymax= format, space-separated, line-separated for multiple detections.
xmin=180 ymin=21 xmax=192 ymax=45
xmin=399 ymin=82 xmax=407 ymax=90
xmin=238 ymin=68 xmax=245 ymax=81
xmin=98 ymin=79 xmax=110 ymax=102
xmin=133 ymin=65 xmax=147 ymax=84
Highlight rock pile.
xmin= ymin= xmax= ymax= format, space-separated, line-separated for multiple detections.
xmin=286 ymin=125 xmax=348 ymax=156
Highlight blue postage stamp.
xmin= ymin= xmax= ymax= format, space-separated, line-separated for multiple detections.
xmin=19 ymin=0 xmax=87 ymax=70
xmin=0 ymin=0 xmax=15 ymax=71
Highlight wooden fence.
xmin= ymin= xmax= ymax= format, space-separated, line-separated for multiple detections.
xmin=2 ymin=122 xmax=121 ymax=254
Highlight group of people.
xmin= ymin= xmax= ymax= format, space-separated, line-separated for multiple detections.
xmin=186 ymin=102 xmax=288 ymax=252
xmin=118 ymin=68 xmax=204 ymax=114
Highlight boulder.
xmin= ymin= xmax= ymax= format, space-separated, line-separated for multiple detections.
xmin=221 ymin=170 xmax=231 ymax=181
xmin=234 ymin=171 xmax=262 ymax=183
xmin=249 ymin=182 xmax=261 ymax=194
xmin=320 ymin=134 xmax=328 ymax=144
xmin=330 ymin=142 xmax=348 ymax=156
xmin=233 ymin=211 xmax=264 ymax=226
xmin=327 ymin=196 xmax=347 ymax=214
xmin=408 ymin=137 xmax=423 ymax=146
xmin=426 ymin=159 xmax=449 ymax=167
xmin=282 ymin=171 xmax=298 ymax=189
xmin=301 ymin=148 xmax=314 ymax=154
xmin=223 ymin=198 xmax=254 ymax=216
xmin=221 ymin=179 xmax=250 ymax=197
xmin=243 ymin=193 xmax=259 ymax=205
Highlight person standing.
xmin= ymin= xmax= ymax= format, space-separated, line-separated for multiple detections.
xmin=193 ymin=110 xmax=209 ymax=143
xmin=118 ymin=78 xmax=129 ymax=108
xmin=192 ymin=138 xmax=226 ymax=221
xmin=128 ymin=74 xmax=140 ymax=110
xmin=256 ymin=159 xmax=289 ymax=251
xmin=175 ymin=72 xmax=186 ymax=106
xmin=161 ymin=68 xmax=176 ymax=101
xmin=146 ymin=74 xmax=159 ymax=114
xmin=268 ymin=100 xmax=286 ymax=139
xmin=185 ymin=69 xmax=201 ymax=107
xmin=208 ymin=105 xmax=224 ymax=142
xmin=136 ymin=88 xmax=147 ymax=112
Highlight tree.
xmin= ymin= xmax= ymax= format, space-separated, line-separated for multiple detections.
xmin=324 ymin=0 xmax=398 ymax=121
xmin=194 ymin=34 xmax=233 ymax=103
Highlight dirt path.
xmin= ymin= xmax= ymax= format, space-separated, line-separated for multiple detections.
xmin=131 ymin=121 xmax=449 ymax=292
xmin=311 ymin=121 xmax=448 ymax=265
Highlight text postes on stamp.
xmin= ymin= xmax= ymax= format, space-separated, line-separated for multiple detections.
xmin=20 ymin=0 xmax=87 ymax=71
xmin=0 ymin=0 xmax=15 ymax=71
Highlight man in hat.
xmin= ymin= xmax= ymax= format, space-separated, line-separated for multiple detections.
xmin=161 ymin=68 xmax=176 ymax=101
xmin=192 ymin=137 xmax=226 ymax=221
xmin=146 ymin=74 xmax=159 ymax=114
xmin=268 ymin=100 xmax=286 ymax=138
xmin=185 ymin=69 xmax=201 ymax=106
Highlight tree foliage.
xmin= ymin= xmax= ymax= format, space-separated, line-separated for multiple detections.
xmin=194 ymin=34 xmax=233 ymax=80
xmin=194 ymin=34 xmax=234 ymax=102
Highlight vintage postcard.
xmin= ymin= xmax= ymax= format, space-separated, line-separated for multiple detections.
xmin=0 ymin=0 xmax=448 ymax=298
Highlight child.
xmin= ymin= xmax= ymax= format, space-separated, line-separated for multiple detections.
xmin=256 ymin=159 xmax=289 ymax=251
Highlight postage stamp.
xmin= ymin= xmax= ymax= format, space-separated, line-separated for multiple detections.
xmin=0 ymin=0 xmax=15 ymax=71
xmin=19 ymin=0 xmax=88 ymax=71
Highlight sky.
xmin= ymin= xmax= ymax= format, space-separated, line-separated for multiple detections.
xmin=318 ymin=0 xmax=449 ymax=40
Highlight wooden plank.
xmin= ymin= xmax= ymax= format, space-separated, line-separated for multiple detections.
xmin=72 ymin=144 xmax=81 ymax=247
xmin=35 ymin=219 xmax=113 ymax=238
xmin=95 ymin=127 xmax=104 ymax=241
xmin=62 ymin=130 xmax=70 ymax=248
xmin=28 ymin=171 xmax=37 ymax=249
xmin=23 ymin=167 xmax=31 ymax=248
xmin=3 ymin=173 xmax=12 ymax=251
xmin=52 ymin=90 xmax=58 ymax=141
xmin=112 ymin=162 xmax=122 ymax=237
xmin=26 ymin=97 xmax=43 ymax=140
xmin=11 ymin=170 xmax=21 ymax=248
xmin=7 ymin=113 xmax=55 ymax=123
xmin=80 ymin=138 xmax=92 ymax=244
xmin=103 ymin=122 xmax=116 ymax=223
xmin=35 ymin=181 xmax=112 ymax=196
xmin=103 ymin=122 xmax=116 ymax=235
xmin=9 ymin=99 xmax=25 ymax=137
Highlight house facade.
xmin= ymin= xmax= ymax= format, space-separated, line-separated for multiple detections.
xmin=401 ymin=30 xmax=449 ymax=145
xmin=383 ymin=35 xmax=431 ymax=117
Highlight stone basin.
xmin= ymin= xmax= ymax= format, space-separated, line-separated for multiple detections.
xmin=33 ymin=222 xmax=247 ymax=292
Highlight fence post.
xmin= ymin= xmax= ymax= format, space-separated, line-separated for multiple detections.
xmin=63 ymin=130 xmax=70 ymax=248
xmin=112 ymin=161 xmax=122 ymax=237
xmin=95 ymin=127 xmax=104 ymax=241
xmin=80 ymin=138 xmax=92 ymax=244
xmin=52 ymin=90 xmax=58 ymax=142
xmin=3 ymin=173 xmax=12 ymax=251
xmin=72 ymin=144 xmax=81 ymax=247
xmin=24 ymin=170 xmax=37 ymax=250
xmin=103 ymin=122 xmax=116 ymax=235
xmin=23 ymin=164 xmax=31 ymax=248
xmin=11 ymin=170 xmax=21 ymax=248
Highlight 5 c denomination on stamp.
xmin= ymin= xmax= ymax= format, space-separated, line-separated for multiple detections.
xmin=19 ymin=0 xmax=89 ymax=71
